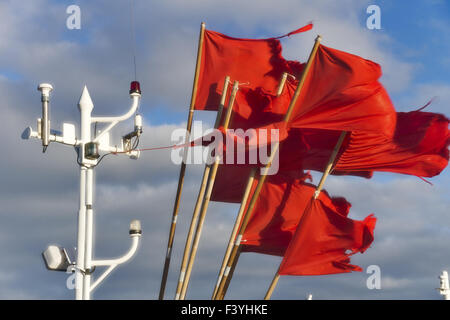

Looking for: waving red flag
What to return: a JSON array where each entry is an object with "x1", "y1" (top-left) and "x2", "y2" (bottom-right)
[
  {"x1": 278, "y1": 196, "x2": 376, "y2": 276},
  {"x1": 262, "y1": 44, "x2": 397, "y2": 136},
  {"x1": 240, "y1": 175, "x2": 354, "y2": 256},
  {"x1": 194, "y1": 26, "x2": 311, "y2": 111},
  {"x1": 278, "y1": 110, "x2": 449, "y2": 178},
  {"x1": 335, "y1": 111, "x2": 449, "y2": 177}
]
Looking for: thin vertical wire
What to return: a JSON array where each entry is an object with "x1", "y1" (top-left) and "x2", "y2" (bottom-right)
[{"x1": 129, "y1": 0, "x2": 137, "y2": 81}]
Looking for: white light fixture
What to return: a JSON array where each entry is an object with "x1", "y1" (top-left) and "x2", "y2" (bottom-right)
[
  {"x1": 129, "y1": 219, "x2": 142, "y2": 235},
  {"x1": 42, "y1": 245, "x2": 71, "y2": 271}
]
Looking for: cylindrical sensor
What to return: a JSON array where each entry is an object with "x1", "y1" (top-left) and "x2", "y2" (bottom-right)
[
  {"x1": 134, "y1": 114, "x2": 143, "y2": 134},
  {"x1": 37, "y1": 83, "x2": 53, "y2": 148},
  {"x1": 129, "y1": 219, "x2": 142, "y2": 235}
]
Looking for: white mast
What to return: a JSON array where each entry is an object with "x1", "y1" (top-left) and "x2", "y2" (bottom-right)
[{"x1": 23, "y1": 81, "x2": 144, "y2": 300}]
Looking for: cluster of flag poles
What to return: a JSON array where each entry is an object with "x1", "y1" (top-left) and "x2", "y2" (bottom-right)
[
  {"x1": 158, "y1": 23, "x2": 206, "y2": 300},
  {"x1": 213, "y1": 35, "x2": 323, "y2": 300},
  {"x1": 176, "y1": 79, "x2": 239, "y2": 300},
  {"x1": 263, "y1": 131, "x2": 346, "y2": 300},
  {"x1": 158, "y1": 22, "x2": 450, "y2": 300}
]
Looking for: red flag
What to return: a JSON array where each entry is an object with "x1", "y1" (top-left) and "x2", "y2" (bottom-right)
[
  {"x1": 194, "y1": 26, "x2": 311, "y2": 111},
  {"x1": 335, "y1": 111, "x2": 450, "y2": 177},
  {"x1": 263, "y1": 44, "x2": 397, "y2": 136},
  {"x1": 209, "y1": 110, "x2": 448, "y2": 204},
  {"x1": 240, "y1": 175, "x2": 352, "y2": 256},
  {"x1": 278, "y1": 196, "x2": 376, "y2": 276},
  {"x1": 278, "y1": 110, "x2": 449, "y2": 178}
]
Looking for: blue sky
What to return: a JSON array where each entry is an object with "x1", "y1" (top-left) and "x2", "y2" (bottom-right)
[{"x1": 0, "y1": 0, "x2": 448, "y2": 300}]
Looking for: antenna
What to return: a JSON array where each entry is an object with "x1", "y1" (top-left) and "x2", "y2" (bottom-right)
[{"x1": 129, "y1": 0, "x2": 137, "y2": 81}]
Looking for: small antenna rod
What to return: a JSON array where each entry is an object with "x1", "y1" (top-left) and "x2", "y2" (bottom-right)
[{"x1": 129, "y1": 0, "x2": 137, "y2": 81}]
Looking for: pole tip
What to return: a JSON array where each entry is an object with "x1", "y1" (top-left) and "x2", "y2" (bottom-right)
[
  {"x1": 78, "y1": 85, "x2": 94, "y2": 111},
  {"x1": 316, "y1": 35, "x2": 322, "y2": 42}
]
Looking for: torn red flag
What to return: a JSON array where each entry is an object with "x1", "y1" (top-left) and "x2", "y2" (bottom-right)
[
  {"x1": 237, "y1": 173, "x2": 375, "y2": 266},
  {"x1": 277, "y1": 194, "x2": 376, "y2": 276}
]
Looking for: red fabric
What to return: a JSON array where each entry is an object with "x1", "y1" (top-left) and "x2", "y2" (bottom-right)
[
  {"x1": 210, "y1": 165, "x2": 255, "y2": 203},
  {"x1": 278, "y1": 196, "x2": 376, "y2": 276},
  {"x1": 274, "y1": 23, "x2": 314, "y2": 39},
  {"x1": 194, "y1": 28, "x2": 309, "y2": 111}
]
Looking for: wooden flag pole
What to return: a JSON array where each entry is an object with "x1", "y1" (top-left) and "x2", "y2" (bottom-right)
[
  {"x1": 214, "y1": 35, "x2": 323, "y2": 300},
  {"x1": 216, "y1": 244, "x2": 243, "y2": 300},
  {"x1": 276, "y1": 72, "x2": 295, "y2": 96},
  {"x1": 180, "y1": 81, "x2": 240, "y2": 299},
  {"x1": 211, "y1": 72, "x2": 290, "y2": 300},
  {"x1": 276, "y1": 72, "x2": 288, "y2": 96},
  {"x1": 264, "y1": 270, "x2": 280, "y2": 300},
  {"x1": 314, "y1": 131, "x2": 347, "y2": 199},
  {"x1": 211, "y1": 168, "x2": 256, "y2": 299},
  {"x1": 159, "y1": 22, "x2": 206, "y2": 300},
  {"x1": 174, "y1": 76, "x2": 231, "y2": 300},
  {"x1": 264, "y1": 130, "x2": 347, "y2": 300}
]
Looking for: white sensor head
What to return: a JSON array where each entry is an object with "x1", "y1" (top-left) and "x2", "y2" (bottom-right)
[
  {"x1": 134, "y1": 114, "x2": 143, "y2": 128},
  {"x1": 129, "y1": 219, "x2": 142, "y2": 235},
  {"x1": 37, "y1": 83, "x2": 53, "y2": 97}
]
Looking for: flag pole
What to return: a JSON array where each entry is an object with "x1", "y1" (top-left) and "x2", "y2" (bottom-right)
[
  {"x1": 264, "y1": 130, "x2": 347, "y2": 300},
  {"x1": 180, "y1": 81, "x2": 240, "y2": 299},
  {"x1": 211, "y1": 168, "x2": 256, "y2": 299},
  {"x1": 314, "y1": 131, "x2": 347, "y2": 199},
  {"x1": 211, "y1": 71, "x2": 291, "y2": 300},
  {"x1": 216, "y1": 244, "x2": 242, "y2": 300},
  {"x1": 214, "y1": 35, "x2": 323, "y2": 300},
  {"x1": 264, "y1": 270, "x2": 280, "y2": 300},
  {"x1": 174, "y1": 76, "x2": 231, "y2": 300},
  {"x1": 159, "y1": 22, "x2": 206, "y2": 300}
]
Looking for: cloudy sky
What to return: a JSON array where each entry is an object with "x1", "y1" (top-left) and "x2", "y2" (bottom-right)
[{"x1": 0, "y1": 0, "x2": 449, "y2": 300}]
